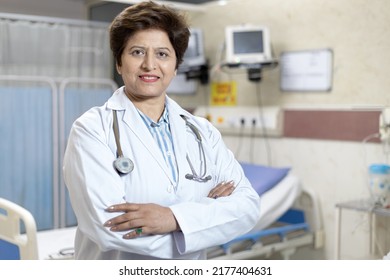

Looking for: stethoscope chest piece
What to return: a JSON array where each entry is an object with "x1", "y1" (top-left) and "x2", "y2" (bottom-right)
[
  {"x1": 112, "y1": 110, "x2": 134, "y2": 175},
  {"x1": 113, "y1": 156, "x2": 134, "y2": 175}
]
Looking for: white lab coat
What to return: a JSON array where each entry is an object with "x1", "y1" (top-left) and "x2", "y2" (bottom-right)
[{"x1": 63, "y1": 87, "x2": 260, "y2": 259}]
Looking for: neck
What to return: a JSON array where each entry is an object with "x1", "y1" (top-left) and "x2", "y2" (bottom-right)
[
  {"x1": 137, "y1": 103, "x2": 165, "y2": 122},
  {"x1": 124, "y1": 88, "x2": 166, "y2": 122}
]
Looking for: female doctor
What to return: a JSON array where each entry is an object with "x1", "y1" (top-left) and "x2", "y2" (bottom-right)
[{"x1": 63, "y1": 0, "x2": 260, "y2": 260}]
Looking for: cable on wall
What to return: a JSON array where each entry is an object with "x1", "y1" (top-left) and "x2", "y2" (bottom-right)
[{"x1": 255, "y1": 82, "x2": 273, "y2": 166}]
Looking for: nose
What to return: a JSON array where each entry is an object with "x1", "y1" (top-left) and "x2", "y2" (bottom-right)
[{"x1": 142, "y1": 53, "x2": 156, "y2": 71}]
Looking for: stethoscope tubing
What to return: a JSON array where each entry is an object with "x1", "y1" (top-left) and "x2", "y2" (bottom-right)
[{"x1": 113, "y1": 110, "x2": 124, "y2": 158}]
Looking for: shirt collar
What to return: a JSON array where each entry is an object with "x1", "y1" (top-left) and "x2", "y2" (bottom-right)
[{"x1": 138, "y1": 106, "x2": 169, "y2": 128}]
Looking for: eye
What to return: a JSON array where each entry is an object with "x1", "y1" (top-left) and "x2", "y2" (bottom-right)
[
  {"x1": 156, "y1": 51, "x2": 169, "y2": 59},
  {"x1": 131, "y1": 49, "x2": 145, "y2": 56}
]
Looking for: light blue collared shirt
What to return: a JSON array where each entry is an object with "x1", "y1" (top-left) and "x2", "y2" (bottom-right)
[{"x1": 138, "y1": 107, "x2": 178, "y2": 185}]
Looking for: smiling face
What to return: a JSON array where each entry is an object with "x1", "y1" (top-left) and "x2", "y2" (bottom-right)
[{"x1": 117, "y1": 29, "x2": 177, "y2": 103}]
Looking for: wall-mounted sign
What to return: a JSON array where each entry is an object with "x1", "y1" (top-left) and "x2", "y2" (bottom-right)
[
  {"x1": 280, "y1": 48, "x2": 333, "y2": 92},
  {"x1": 210, "y1": 81, "x2": 237, "y2": 106}
]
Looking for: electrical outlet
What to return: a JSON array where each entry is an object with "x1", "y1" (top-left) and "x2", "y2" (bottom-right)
[
  {"x1": 238, "y1": 115, "x2": 275, "y2": 129},
  {"x1": 193, "y1": 106, "x2": 283, "y2": 137}
]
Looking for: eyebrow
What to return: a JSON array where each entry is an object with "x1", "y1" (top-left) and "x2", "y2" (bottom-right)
[{"x1": 129, "y1": 45, "x2": 172, "y2": 53}]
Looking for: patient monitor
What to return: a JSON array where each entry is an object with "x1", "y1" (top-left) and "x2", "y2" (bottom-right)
[
  {"x1": 224, "y1": 24, "x2": 277, "y2": 82},
  {"x1": 225, "y1": 24, "x2": 272, "y2": 65},
  {"x1": 168, "y1": 28, "x2": 208, "y2": 94},
  {"x1": 180, "y1": 28, "x2": 207, "y2": 72}
]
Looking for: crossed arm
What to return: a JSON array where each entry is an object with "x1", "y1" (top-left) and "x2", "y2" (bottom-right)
[{"x1": 103, "y1": 181, "x2": 235, "y2": 239}]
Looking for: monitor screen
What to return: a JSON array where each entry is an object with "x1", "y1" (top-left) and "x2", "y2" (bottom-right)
[
  {"x1": 168, "y1": 28, "x2": 206, "y2": 95},
  {"x1": 179, "y1": 28, "x2": 206, "y2": 71},
  {"x1": 185, "y1": 32, "x2": 201, "y2": 58},
  {"x1": 234, "y1": 31, "x2": 264, "y2": 54},
  {"x1": 225, "y1": 25, "x2": 271, "y2": 65}
]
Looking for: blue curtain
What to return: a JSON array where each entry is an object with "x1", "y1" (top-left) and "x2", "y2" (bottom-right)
[
  {"x1": 0, "y1": 86, "x2": 113, "y2": 230},
  {"x1": 0, "y1": 86, "x2": 53, "y2": 230}
]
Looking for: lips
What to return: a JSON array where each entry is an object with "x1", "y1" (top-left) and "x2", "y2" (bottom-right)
[{"x1": 139, "y1": 75, "x2": 159, "y2": 82}]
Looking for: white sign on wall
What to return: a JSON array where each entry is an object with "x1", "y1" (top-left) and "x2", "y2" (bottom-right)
[{"x1": 280, "y1": 48, "x2": 333, "y2": 92}]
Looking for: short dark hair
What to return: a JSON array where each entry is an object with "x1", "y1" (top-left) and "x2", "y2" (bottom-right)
[{"x1": 109, "y1": 1, "x2": 190, "y2": 69}]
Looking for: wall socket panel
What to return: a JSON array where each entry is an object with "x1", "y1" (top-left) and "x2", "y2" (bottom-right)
[{"x1": 193, "y1": 106, "x2": 283, "y2": 137}]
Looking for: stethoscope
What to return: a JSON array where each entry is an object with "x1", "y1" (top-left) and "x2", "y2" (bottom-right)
[
  {"x1": 180, "y1": 115, "x2": 212, "y2": 182},
  {"x1": 112, "y1": 110, "x2": 212, "y2": 182}
]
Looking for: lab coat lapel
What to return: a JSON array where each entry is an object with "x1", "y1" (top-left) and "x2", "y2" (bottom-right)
[
  {"x1": 122, "y1": 107, "x2": 173, "y2": 180},
  {"x1": 166, "y1": 98, "x2": 188, "y2": 187}
]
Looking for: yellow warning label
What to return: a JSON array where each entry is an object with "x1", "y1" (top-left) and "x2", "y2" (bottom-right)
[{"x1": 210, "y1": 81, "x2": 237, "y2": 106}]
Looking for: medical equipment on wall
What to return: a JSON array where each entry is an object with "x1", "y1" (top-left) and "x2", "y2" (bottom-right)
[
  {"x1": 112, "y1": 110, "x2": 211, "y2": 182},
  {"x1": 379, "y1": 108, "x2": 390, "y2": 149},
  {"x1": 221, "y1": 24, "x2": 278, "y2": 83},
  {"x1": 225, "y1": 25, "x2": 272, "y2": 65},
  {"x1": 370, "y1": 107, "x2": 390, "y2": 164},
  {"x1": 178, "y1": 28, "x2": 209, "y2": 85},
  {"x1": 168, "y1": 28, "x2": 209, "y2": 95},
  {"x1": 362, "y1": 108, "x2": 390, "y2": 152},
  {"x1": 379, "y1": 108, "x2": 390, "y2": 165}
]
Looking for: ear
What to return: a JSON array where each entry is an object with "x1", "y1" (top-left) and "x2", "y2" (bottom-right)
[{"x1": 116, "y1": 63, "x2": 122, "y2": 75}]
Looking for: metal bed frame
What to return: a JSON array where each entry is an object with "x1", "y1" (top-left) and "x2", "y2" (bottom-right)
[{"x1": 208, "y1": 186, "x2": 324, "y2": 260}]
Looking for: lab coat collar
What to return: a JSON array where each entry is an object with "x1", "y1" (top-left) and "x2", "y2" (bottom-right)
[{"x1": 106, "y1": 86, "x2": 131, "y2": 110}]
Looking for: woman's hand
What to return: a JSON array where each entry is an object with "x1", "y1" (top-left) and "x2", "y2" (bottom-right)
[
  {"x1": 207, "y1": 180, "x2": 235, "y2": 199},
  {"x1": 104, "y1": 203, "x2": 179, "y2": 239}
]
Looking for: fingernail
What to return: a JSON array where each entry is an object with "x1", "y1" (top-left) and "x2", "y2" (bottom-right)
[
  {"x1": 110, "y1": 226, "x2": 117, "y2": 231},
  {"x1": 227, "y1": 180, "x2": 234, "y2": 185},
  {"x1": 123, "y1": 233, "x2": 131, "y2": 239},
  {"x1": 103, "y1": 220, "x2": 111, "y2": 226},
  {"x1": 105, "y1": 206, "x2": 115, "y2": 211}
]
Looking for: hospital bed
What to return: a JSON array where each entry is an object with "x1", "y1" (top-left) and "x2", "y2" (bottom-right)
[{"x1": 207, "y1": 163, "x2": 324, "y2": 260}]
